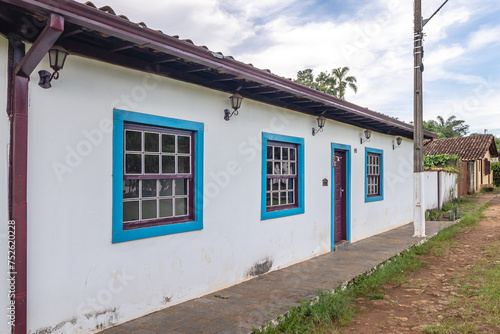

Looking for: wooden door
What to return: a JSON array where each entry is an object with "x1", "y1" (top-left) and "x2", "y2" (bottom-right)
[{"x1": 333, "y1": 150, "x2": 347, "y2": 242}]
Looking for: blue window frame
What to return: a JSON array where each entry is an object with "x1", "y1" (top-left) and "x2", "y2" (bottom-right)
[
  {"x1": 365, "y1": 147, "x2": 383, "y2": 202},
  {"x1": 113, "y1": 109, "x2": 204, "y2": 243},
  {"x1": 261, "y1": 132, "x2": 304, "y2": 220}
]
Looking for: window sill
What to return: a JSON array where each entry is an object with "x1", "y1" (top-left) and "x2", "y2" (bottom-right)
[
  {"x1": 113, "y1": 220, "x2": 202, "y2": 243},
  {"x1": 365, "y1": 195, "x2": 384, "y2": 203},
  {"x1": 261, "y1": 207, "x2": 305, "y2": 220}
]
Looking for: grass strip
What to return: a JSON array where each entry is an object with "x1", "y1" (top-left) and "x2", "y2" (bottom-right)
[{"x1": 253, "y1": 199, "x2": 491, "y2": 334}]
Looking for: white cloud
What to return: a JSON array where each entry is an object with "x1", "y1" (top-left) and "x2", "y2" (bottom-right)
[
  {"x1": 89, "y1": 0, "x2": 500, "y2": 135},
  {"x1": 468, "y1": 25, "x2": 500, "y2": 50}
]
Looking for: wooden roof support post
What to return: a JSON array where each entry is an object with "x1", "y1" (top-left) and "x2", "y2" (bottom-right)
[{"x1": 9, "y1": 13, "x2": 64, "y2": 334}]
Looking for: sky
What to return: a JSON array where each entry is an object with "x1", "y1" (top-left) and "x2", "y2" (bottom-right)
[{"x1": 93, "y1": 0, "x2": 500, "y2": 137}]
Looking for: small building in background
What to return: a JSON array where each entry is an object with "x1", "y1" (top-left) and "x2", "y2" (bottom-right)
[{"x1": 424, "y1": 134, "x2": 499, "y2": 194}]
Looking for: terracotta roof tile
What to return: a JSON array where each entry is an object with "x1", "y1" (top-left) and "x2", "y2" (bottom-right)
[{"x1": 423, "y1": 135, "x2": 499, "y2": 161}]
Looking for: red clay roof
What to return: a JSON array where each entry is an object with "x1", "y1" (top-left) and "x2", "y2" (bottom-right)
[
  {"x1": 0, "y1": 0, "x2": 438, "y2": 139},
  {"x1": 423, "y1": 135, "x2": 499, "y2": 161}
]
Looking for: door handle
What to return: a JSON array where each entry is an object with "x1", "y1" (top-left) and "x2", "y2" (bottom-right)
[{"x1": 340, "y1": 187, "x2": 344, "y2": 198}]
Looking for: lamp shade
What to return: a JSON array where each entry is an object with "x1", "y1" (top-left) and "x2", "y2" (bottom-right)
[
  {"x1": 48, "y1": 45, "x2": 69, "y2": 71},
  {"x1": 364, "y1": 129, "x2": 372, "y2": 139},
  {"x1": 317, "y1": 116, "x2": 326, "y2": 128},
  {"x1": 396, "y1": 137, "x2": 402, "y2": 145},
  {"x1": 229, "y1": 93, "x2": 243, "y2": 111}
]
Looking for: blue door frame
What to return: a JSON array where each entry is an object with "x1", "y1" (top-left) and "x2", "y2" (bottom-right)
[{"x1": 331, "y1": 143, "x2": 351, "y2": 251}]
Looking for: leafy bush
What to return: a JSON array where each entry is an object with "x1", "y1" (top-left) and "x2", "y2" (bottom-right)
[
  {"x1": 492, "y1": 162, "x2": 500, "y2": 187},
  {"x1": 424, "y1": 154, "x2": 460, "y2": 169}
]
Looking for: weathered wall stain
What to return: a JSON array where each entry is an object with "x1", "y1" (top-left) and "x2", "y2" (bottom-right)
[
  {"x1": 163, "y1": 295, "x2": 172, "y2": 305},
  {"x1": 246, "y1": 258, "x2": 273, "y2": 277},
  {"x1": 33, "y1": 308, "x2": 118, "y2": 334}
]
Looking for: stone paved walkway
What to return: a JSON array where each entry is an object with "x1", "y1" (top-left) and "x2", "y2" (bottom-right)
[{"x1": 99, "y1": 221, "x2": 453, "y2": 334}]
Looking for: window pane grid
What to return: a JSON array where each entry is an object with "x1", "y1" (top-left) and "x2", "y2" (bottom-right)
[
  {"x1": 123, "y1": 125, "x2": 193, "y2": 224},
  {"x1": 124, "y1": 131, "x2": 192, "y2": 177},
  {"x1": 367, "y1": 153, "x2": 381, "y2": 196},
  {"x1": 266, "y1": 143, "x2": 297, "y2": 209}
]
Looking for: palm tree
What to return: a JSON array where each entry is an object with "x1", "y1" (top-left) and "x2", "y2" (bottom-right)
[
  {"x1": 423, "y1": 116, "x2": 469, "y2": 138},
  {"x1": 331, "y1": 67, "x2": 357, "y2": 100}
]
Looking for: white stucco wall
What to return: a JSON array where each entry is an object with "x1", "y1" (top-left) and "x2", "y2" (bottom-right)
[
  {"x1": 424, "y1": 172, "x2": 439, "y2": 210},
  {"x1": 0, "y1": 38, "x2": 416, "y2": 333},
  {"x1": 424, "y1": 171, "x2": 457, "y2": 211},
  {"x1": 0, "y1": 36, "x2": 12, "y2": 334}
]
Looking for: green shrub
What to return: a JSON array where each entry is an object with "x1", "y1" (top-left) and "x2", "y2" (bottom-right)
[
  {"x1": 424, "y1": 154, "x2": 460, "y2": 172},
  {"x1": 492, "y1": 162, "x2": 500, "y2": 187}
]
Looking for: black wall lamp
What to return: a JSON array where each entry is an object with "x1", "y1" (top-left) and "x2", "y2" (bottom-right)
[
  {"x1": 360, "y1": 129, "x2": 372, "y2": 144},
  {"x1": 393, "y1": 136, "x2": 403, "y2": 150},
  {"x1": 224, "y1": 93, "x2": 244, "y2": 121},
  {"x1": 312, "y1": 116, "x2": 326, "y2": 136},
  {"x1": 38, "y1": 45, "x2": 69, "y2": 89}
]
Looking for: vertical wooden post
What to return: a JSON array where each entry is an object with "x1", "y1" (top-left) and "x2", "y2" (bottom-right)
[{"x1": 413, "y1": 0, "x2": 426, "y2": 237}]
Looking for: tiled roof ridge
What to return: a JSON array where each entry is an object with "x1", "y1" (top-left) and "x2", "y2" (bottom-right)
[
  {"x1": 424, "y1": 134, "x2": 497, "y2": 160},
  {"x1": 81, "y1": 2, "x2": 291, "y2": 76},
  {"x1": 79, "y1": 1, "x2": 414, "y2": 126}
]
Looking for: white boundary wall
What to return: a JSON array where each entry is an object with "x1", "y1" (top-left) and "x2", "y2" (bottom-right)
[
  {"x1": 1, "y1": 37, "x2": 417, "y2": 333},
  {"x1": 424, "y1": 171, "x2": 458, "y2": 211}
]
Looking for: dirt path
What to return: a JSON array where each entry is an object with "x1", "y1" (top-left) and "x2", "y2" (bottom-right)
[{"x1": 343, "y1": 192, "x2": 500, "y2": 333}]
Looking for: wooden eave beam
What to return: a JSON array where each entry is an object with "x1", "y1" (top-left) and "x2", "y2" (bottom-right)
[{"x1": 15, "y1": 13, "x2": 64, "y2": 77}]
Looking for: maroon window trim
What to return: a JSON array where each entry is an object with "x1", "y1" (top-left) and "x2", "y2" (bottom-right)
[
  {"x1": 122, "y1": 123, "x2": 195, "y2": 229},
  {"x1": 266, "y1": 141, "x2": 299, "y2": 212},
  {"x1": 484, "y1": 158, "x2": 491, "y2": 175},
  {"x1": 367, "y1": 152, "x2": 381, "y2": 197}
]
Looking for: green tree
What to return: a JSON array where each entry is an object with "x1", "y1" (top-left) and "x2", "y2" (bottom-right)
[
  {"x1": 295, "y1": 67, "x2": 357, "y2": 99},
  {"x1": 331, "y1": 66, "x2": 357, "y2": 99},
  {"x1": 422, "y1": 115, "x2": 469, "y2": 138}
]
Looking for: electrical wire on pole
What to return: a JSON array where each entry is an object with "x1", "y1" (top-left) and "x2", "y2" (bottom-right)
[{"x1": 413, "y1": 0, "x2": 448, "y2": 237}]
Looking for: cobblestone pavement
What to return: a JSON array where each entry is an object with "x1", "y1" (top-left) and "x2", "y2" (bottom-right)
[{"x1": 99, "y1": 221, "x2": 453, "y2": 334}]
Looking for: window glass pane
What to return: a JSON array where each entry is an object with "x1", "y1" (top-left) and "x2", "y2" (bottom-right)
[
  {"x1": 125, "y1": 131, "x2": 141, "y2": 151},
  {"x1": 159, "y1": 179, "x2": 173, "y2": 196},
  {"x1": 178, "y1": 156, "x2": 191, "y2": 174},
  {"x1": 178, "y1": 136, "x2": 190, "y2": 154},
  {"x1": 290, "y1": 148, "x2": 296, "y2": 161},
  {"x1": 123, "y1": 201, "x2": 139, "y2": 222},
  {"x1": 282, "y1": 162, "x2": 289, "y2": 175},
  {"x1": 272, "y1": 193, "x2": 279, "y2": 206},
  {"x1": 267, "y1": 146, "x2": 273, "y2": 159},
  {"x1": 274, "y1": 147, "x2": 281, "y2": 160},
  {"x1": 159, "y1": 199, "x2": 173, "y2": 218},
  {"x1": 175, "y1": 198, "x2": 187, "y2": 216},
  {"x1": 145, "y1": 155, "x2": 159, "y2": 174},
  {"x1": 162, "y1": 155, "x2": 175, "y2": 174},
  {"x1": 175, "y1": 178, "x2": 188, "y2": 196},
  {"x1": 267, "y1": 162, "x2": 273, "y2": 175},
  {"x1": 288, "y1": 178, "x2": 294, "y2": 190},
  {"x1": 272, "y1": 178, "x2": 279, "y2": 190},
  {"x1": 142, "y1": 200, "x2": 157, "y2": 220},
  {"x1": 123, "y1": 180, "x2": 139, "y2": 198},
  {"x1": 266, "y1": 179, "x2": 271, "y2": 191},
  {"x1": 266, "y1": 193, "x2": 271, "y2": 206},
  {"x1": 290, "y1": 163, "x2": 296, "y2": 174},
  {"x1": 145, "y1": 132, "x2": 159, "y2": 152},
  {"x1": 288, "y1": 191, "x2": 294, "y2": 204},
  {"x1": 142, "y1": 179, "x2": 157, "y2": 197},
  {"x1": 273, "y1": 162, "x2": 281, "y2": 175},
  {"x1": 280, "y1": 192, "x2": 287, "y2": 205},
  {"x1": 282, "y1": 148, "x2": 288, "y2": 160},
  {"x1": 279, "y1": 180, "x2": 287, "y2": 191},
  {"x1": 125, "y1": 154, "x2": 141, "y2": 174},
  {"x1": 162, "y1": 134, "x2": 175, "y2": 153}
]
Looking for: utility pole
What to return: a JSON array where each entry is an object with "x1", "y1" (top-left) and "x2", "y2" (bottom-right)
[
  {"x1": 413, "y1": 0, "x2": 425, "y2": 237},
  {"x1": 413, "y1": 0, "x2": 448, "y2": 237}
]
